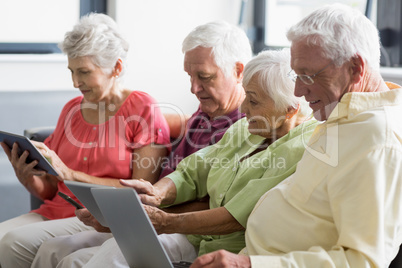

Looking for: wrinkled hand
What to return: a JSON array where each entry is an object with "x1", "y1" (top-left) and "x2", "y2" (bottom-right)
[
  {"x1": 31, "y1": 141, "x2": 73, "y2": 181},
  {"x1": 75, "y1": 208, "x2": 111, "y2": 233},
  {"x1": 1, "y1": 142, "x2": 46, "y2": 185},
  {"x1": 120, "y1": 179, "x2": 162, "y2": 207},
  {"x1": 190, "y1": 250, "x2": 251, "y2": 268},
  {"x1": 143, "y1": 204, "x2": 167, "y2": 234}
]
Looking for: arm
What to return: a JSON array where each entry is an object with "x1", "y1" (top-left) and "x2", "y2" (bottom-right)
[
  {"x1": 163, "y1": 113, "x2": 190, "y2": 139},
  {"x1": 36, "y1": 141, "x2": 167, "y2": 187},
  {"x1": 144, "y1": 206, "x2": 244, "y2": 235},
  {"x1": 162, "y1": 196, "x2": 209, "y2": 213}
]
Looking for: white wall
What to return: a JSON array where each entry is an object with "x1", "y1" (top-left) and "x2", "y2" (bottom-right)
[
  {"x1": 0, "y1": 0, "x2": 252, "y2": 115},
  {"x1": 1, "y1": 0, "x2": 401, "y2": 114},
  {"x1": 113, "y1": 0, "x2": 250, "y2": 114}
]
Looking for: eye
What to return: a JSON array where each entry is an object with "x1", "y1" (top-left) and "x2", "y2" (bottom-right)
[
  {"x1": 249, "y1": 99, "x2": 258, "y2": 106},
  {"x1": 198, "y1": 74, "x2": 212, "y2": 81}
]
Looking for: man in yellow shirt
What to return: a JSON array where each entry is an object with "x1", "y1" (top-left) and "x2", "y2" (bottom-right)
[{"x1": 192, "y1": 3, "x2": 402, "y2": 268}]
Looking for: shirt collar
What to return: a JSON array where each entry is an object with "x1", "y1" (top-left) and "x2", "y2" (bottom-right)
[
  {"x1": 197, "y1": 107, "x2": 245, "y2": 129},
  {"x1": 326, "y1": 82, "x2": 402, "y2": 123}
]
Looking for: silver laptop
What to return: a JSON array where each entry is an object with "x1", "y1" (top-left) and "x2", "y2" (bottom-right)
[
  {"x1": 64, "y1": 180, "x2": 113, "y2": 227},
  {"x1": 91, "y1": 187, "x2": 192, "y2": 268}
]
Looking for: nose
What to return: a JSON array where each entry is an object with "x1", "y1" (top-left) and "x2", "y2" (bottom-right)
[
  {"x1": 294, "y1": 81, "x2": 308, "y2": 98},
  {"x1": 72, "y1": 74, "x2": 82, "y2": 88},
  {"x1": 240, "y1": 100, "x2": 248, "y2": 114},
  {"x1": 190, "y1": 77, "x2": 202, "y2": 94}
]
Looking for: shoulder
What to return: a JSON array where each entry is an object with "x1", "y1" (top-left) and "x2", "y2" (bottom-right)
[
  {"x1": 64, "y1": 95, "x2": 83, "y2": 108},
  {"x1": 126, "y1": 90, "x2": 158, "y2": 104},
  {"x1": 121, "y1": 91, "x2": 160, "y2": 114}
]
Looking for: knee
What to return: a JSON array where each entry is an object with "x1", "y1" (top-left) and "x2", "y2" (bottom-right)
[
  {"x1": 0, "y1": 230, "x2": 19, "y2": 257},
  {"x1": 35, "y1": 238, "x2": 60, "y2": 262},
  {"x1": 0, "y1": 230, "x2": 32, "y2": 267},
  {"x1": 35, "y1": 236, "x2": 75, "y2": 266}
]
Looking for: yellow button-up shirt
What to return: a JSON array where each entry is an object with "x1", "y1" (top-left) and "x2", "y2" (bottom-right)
[{"x1": 245, "y1": 84, "x2": 402, "y2": 267}]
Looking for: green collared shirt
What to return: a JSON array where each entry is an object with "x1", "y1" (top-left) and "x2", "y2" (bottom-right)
[{"x1": 167, "y1": 117, "x2": 318, "y2": 255}]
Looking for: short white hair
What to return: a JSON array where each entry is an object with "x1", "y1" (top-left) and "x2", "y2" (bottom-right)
[
  {"x1": 287, "y1": 3, "x2": 380, "y2": 71},
  {"x1": 182, "y1": 20, "x2": 252, "y2": 77},
  {"x1": 59, "y1": 13, "x2": 129, "y2": 77},
  {"x1": 243, "y1": 49, "x2": 310, "y2": 115}
]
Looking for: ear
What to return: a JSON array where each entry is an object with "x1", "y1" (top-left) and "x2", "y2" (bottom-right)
[
  {"x1": 285, "y1": 103, "x2": 300, "y2": 119},
  {"x1": 113, "y1": 58, "x2": 123, "y2": 77},
  {"x1": 350, "y1": 55, "x2": 364, "y2": 84},
  {"x1": 234, "y1": 62, "x2": 245, "y2": 83}
]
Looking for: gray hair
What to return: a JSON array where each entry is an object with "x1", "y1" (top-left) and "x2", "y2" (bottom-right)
[
  {"x1": 182, "y1": 20, "x2": 252, "y2": 77},
  {"x1": 59, "y1": 13, "x2": 129, "y2": 77},
  {"x1": 243, "y1": 49, "x2": 310, "y2": 115},
  {"x1": 286, "y1": 3, "x2": 380, "y2": 71}
]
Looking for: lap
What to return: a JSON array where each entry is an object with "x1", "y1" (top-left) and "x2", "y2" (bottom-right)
[
  {"x1": 1, "y1": 215, "x2": 93, "y2": 248},
  {"x1": 0, "y1": 213, "x2": 47, "y2": 239},
  {"x1": 83, "y1": 234, "x2": 198, "y2": 268}
]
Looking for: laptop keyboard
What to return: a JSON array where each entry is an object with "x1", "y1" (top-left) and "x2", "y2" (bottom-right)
[{"x1": 172, "y1": 261, "x2": 192, "y2": 268}]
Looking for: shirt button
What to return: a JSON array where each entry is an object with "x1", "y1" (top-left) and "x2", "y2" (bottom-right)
[
  {"x1": 232, "y1": 167, "x2": 236, "y2": 171},
  {"x1": 89, "y1": 142, "x2": 93, "y2": 146},
  {"x1": 83, "y1": 157, "x2": 88, "y2": 161},
  {"x1": 93, "y1": 127, "x2": 96, "y2": 130},
  {"x1": 158, "y1": 128, "x2": 162, "y2": 132},
  {"x1": 200, "y1": 125, "x2": 204, "y2": 129},
  {"x1": 219, "y1": 193, "x2": 223, "y2": 198}
]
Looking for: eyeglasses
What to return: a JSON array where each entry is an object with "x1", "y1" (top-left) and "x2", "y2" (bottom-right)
[{"x1": 287, "y1": 62, "x2": 332, "y2": 85}]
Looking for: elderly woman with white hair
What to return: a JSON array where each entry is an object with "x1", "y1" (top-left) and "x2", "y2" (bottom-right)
[
  {"x1": 0, "y1": 13, "x2": 170, "y2": 267},
  {"x1": 39, "y1": 48, "x2": 319, "y2": 268}
]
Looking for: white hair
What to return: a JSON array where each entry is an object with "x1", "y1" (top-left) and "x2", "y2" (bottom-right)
[
  {"x1": 286, "y1": 3, "x2": 380, "y2": 71},
  {"x1": 243, "y1": 49, "x2": 310, "y2": 115},
  {"x1": 59, "y1": 13, "x2": 129, "y2": 77},
  {"x1": 182, "y1": 20, "x2": 252, "y2": 77}
]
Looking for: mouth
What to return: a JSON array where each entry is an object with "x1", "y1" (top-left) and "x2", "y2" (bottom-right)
[
  {"x1": 310, "y1": 100, "x2": 320, "y2": 104},
  {"x1": 80, "y1": 89, "x2": 90, "y2": 94},
  {"x1": 198, "y1": 96, "x2": 210, "y2": 102}
]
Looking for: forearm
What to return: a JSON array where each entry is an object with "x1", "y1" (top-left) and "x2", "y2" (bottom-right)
[
  {"x1": 162, "y1": 199, "x2": 209, "y2": 213},
  {"x1": 25, "y1": 174, "x2": 59, "y2": 200},
  {"x1": 157, "y1": 207, "x2": 244, "y2": 235},
  {"x1": 68, "y1": 171, "x2": 124, "y2": 187}
]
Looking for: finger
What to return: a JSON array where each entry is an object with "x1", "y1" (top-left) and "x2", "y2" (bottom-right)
[
  {"x1": 31, "y1": 140, "x2": 48, "y2": 151},
  {"x1": 191, "y1": 254, "x2": 215, "y2": 268},
  {"x1": 0, "y1": 142, "x2": 12, "y2": 159},
  {"x1": 138, "y1": 194, "x2": 158, "y2": 206},
  {"x1": 11, "y1": 142, "x2": 21, "y2": 161},
  {"x1": 30, "y1": 167, "x2": 47, "y2": 177},
  {"x1": 120, "y1": 179, "x2": 152, "y2": 194}
]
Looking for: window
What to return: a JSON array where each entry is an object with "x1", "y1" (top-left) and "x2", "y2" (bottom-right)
[
  {"x1": 0, "y1": 0, "x2": 106, "y2": 54},
  {"x1": 253, "y1": 0, "x2": 372, "y2": 53}
]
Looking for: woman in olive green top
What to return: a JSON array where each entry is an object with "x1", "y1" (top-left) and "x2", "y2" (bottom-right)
[{"x1": 38, "y1": 49, "x2": 319, "y2": 267}]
